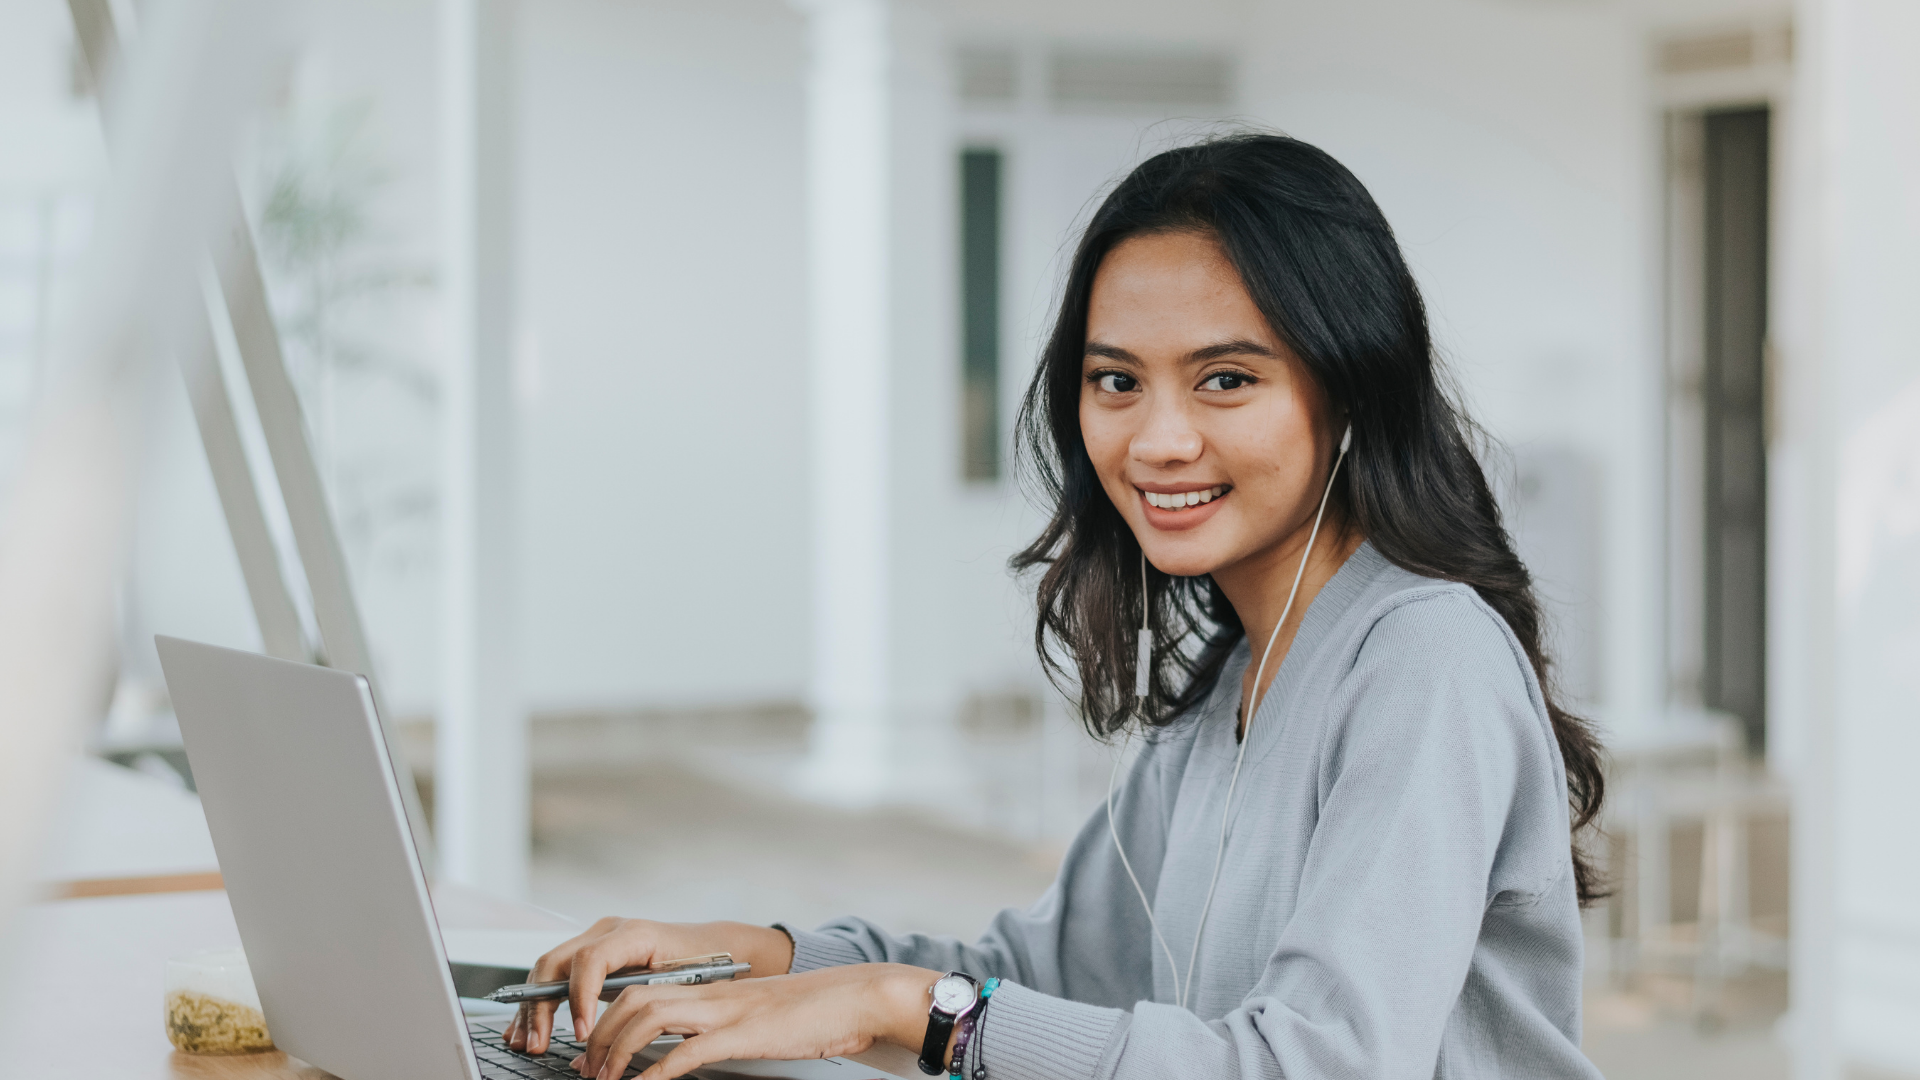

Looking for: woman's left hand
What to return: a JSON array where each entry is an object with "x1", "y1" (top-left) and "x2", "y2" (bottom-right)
[{"x1": 571, "y1": 962, "x2": 940, "y2": 1080}]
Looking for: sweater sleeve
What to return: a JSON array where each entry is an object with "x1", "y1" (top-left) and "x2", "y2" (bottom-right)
[
  {"x1": 781, "y1": 731, "x2": 1187, "y2": 1011},
  {"x1": 976, "y1": 591, "x2": 1566, "y2": 1080}
]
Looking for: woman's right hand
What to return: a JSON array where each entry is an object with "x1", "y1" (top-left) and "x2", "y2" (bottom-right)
[{"x1": 504, "y1": 918, "x2": 796, "y2": 1055}]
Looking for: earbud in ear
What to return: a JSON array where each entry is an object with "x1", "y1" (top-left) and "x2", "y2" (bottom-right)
[{"x1": 1340, "y1": 424, "x2": 1353, "y2": 454}]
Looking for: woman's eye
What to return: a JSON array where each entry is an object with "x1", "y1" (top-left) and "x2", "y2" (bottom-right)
[
  {"x1": 1201, "y1": 372, "x2": 1254, "y2": 391},
  {"x1": 1095, "y1": 372, "x2": 1139, "y2": 393}
]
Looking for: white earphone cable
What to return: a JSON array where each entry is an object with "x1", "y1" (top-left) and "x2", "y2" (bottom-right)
[
  {"x1": 1106, "y1": 425, "x2": 1352, "y2": 1010},
  {"x1": 1106, "y1": 554, "x2": 1183, "y2": 999},
  {"x1": 1106, "y1": 732, "x2": 1183, "y2": 1000}
]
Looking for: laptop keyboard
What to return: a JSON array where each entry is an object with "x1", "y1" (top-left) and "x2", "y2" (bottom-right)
[{"x1": 469, "y1": 1020, "x2": 645, "y2": 1080}]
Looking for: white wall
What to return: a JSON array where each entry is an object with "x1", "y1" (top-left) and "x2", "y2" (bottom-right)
[
  {"x1": 518, "y1": 0, "x2": 812, "y2": 711},
  {"x1": 946, "y1": 0, "x2": 1248, "y2": 45}
]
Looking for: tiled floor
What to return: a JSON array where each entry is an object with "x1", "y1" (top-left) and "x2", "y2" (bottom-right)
[
  {"x1": 525, "y1": 759, "x2": 1798, "y2": 1079},
  {"x1": 1582, "y1": 968, "x2": 1790, "y2": 1080}
]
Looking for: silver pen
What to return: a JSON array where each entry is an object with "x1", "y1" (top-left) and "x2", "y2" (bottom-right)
[{"x1": 483, "y1": 957, "x2": 750, "y2": 1004}]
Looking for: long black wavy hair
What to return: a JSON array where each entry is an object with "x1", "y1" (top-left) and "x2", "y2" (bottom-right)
[{"x1": 1009, "y1": 133, "x2": 1606, "y2": 904}]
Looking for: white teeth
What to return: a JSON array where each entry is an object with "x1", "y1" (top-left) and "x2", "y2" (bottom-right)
[{"x1": 1143, "y1": 485, "x2": 1226, "y2": 509}]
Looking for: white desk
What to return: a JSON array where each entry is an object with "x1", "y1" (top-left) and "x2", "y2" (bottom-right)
[{"x1": 7, "y1": 882, "x2": 578, "y2": 1079}]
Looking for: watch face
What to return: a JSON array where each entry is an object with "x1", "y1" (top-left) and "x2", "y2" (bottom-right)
[{"x1": 931, "y1": 975, "x2": 976, "y2": 1013}]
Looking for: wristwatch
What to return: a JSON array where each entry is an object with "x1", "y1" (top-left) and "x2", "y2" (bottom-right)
[{"x1": 916, "y1": 972, "x2": 980, "y2": 1075}]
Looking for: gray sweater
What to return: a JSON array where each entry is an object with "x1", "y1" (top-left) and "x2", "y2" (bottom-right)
[{"x1": 784, "y1": 543, "x2": 1602, "y2": 1080}]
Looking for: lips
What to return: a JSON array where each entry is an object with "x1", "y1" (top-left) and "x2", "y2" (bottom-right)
[{"x1": 1135, "y1": 483, "x2": 1231, "y2": 531}]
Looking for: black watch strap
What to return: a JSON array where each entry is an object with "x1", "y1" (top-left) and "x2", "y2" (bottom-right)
[
  {"x1": 917, "y1": 973, "x2": 978, "y2": 1075},
  {"x1": 917, "y1": 1009, "x2": 958, "y2": 1075}
]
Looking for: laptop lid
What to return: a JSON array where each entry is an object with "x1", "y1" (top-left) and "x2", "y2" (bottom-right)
[{"x1": 157, "y1": 636, "x2": 478, "y2": 1080}]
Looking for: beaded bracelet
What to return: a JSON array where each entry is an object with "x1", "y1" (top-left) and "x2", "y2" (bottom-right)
[
  {"x1": 965, "y1": 978, "x2": 1000, "y2": 1080},
  {"x1": 948, "y1": 1008, "x2": 978, "y2": 1079}
]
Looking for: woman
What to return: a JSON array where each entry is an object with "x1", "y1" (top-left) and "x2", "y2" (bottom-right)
[{"x1": 506, "y1": 133, "x2": 1606, "y2": 1080}]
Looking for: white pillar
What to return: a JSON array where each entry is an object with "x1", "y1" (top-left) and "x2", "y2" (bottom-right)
[
  {"x1": 793, "y1": 0, "x2": 896, "y2": 804},
  {"x1": 438, "y1": 0, "x2": 525, "y2": 895},
  {"x1": 1785, "y1": 0, "x2": 1920, "y2": 1074}
]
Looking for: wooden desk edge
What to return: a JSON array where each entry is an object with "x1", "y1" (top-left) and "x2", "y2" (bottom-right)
[
  {"x1": 162, "y1": 1049, "x2": 337, "y2": 1079},
  {"x1": 45, "y1": 871, "x2": 226, "y2": 900}
]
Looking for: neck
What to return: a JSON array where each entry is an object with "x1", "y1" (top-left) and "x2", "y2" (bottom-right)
[{"x1": 1215, "y1": 514, "x2": 1364, "y2": 733}]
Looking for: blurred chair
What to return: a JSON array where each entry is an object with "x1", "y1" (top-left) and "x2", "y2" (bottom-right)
[{"x1": 1603, "y1": 708, "x2": 1791, "y2": 1027}]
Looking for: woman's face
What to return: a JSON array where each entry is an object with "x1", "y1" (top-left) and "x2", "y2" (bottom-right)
[{"x1": 1079, "y1": 230, "x2": 1339, "y2": 581}]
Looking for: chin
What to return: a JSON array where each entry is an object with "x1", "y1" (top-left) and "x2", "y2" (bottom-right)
[{"x1": 1142, "y1": 545, "x2": 1229, "y2": 579}]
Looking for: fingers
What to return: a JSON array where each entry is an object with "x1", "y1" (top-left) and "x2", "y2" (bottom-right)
[
  {"x1": 523, "y1": 921, "x2": 613, "y2": 1050},
  {"x1": 518, "y1": 917, "x2": 693, "y2": 1053},
  {"x1": 508, "y1": 1006, "x2": 538, "y2": 1053},
  {"x1": 640, "y1": 1032, "x2": 750, "y2": 1080},
  {"x1": 505, "y1": 1001, "x2": 559, "y2": 1056},
  {"x1": 580, "y1": 985, "x2": 662, "y2": 1075},
  {"x1": 529, "y1": 998, "x2": 559, "y2": 1053},
  {"x1": 546, "y1": 921, "x2": 630, "y2": 1043},
  {"x1": 570, "y1": 941, "x2": 618, "y2": 1042},
  {"x1": 583, "y1": 985, "x2": 713, "y2": 1080},
  {"x1": 503, "y1": 995, "x2": 557, "y2": 1052},
  {"x1": 578, "y1": 969, "x2": 879, "y2": 1080},
  {"x1": 505, "y1": 1003, "x2": 525, "y2": 1052}
]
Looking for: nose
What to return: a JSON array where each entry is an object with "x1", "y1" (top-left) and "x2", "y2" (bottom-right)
[{"x1": 1129, "y1": 392, "x2": 1202, "y2": 469}]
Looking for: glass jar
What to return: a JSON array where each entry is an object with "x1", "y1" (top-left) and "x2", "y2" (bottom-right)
[{"x1": 163, "y1": 948, "x2": 275, "y2": 1054}]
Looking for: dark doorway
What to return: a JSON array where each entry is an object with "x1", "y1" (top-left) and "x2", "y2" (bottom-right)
[
  {"x1": 959, "y1": 147, "x2": 1003, "y2": 483},
  {"x1": 1700, "y1": 106, "x2": 1769, "y2": 754}
]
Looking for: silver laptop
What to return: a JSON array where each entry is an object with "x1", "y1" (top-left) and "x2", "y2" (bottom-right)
[{"x1": 157, "y1": 636, "x2": 909, "y2": 1080}]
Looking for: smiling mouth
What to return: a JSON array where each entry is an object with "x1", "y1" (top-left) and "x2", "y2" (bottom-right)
[{"x1": 1140, "y1": 484, "x2": 1230, "y2": 510}]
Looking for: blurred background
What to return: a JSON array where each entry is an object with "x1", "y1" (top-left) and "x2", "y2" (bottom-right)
[{"x1": 4, "y1": 0, "x2": 1917, "y2": 1078}]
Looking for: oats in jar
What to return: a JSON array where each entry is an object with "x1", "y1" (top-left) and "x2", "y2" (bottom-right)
[{"x1": 165, "y1": 989, "x2": 275, "y2": 1054}]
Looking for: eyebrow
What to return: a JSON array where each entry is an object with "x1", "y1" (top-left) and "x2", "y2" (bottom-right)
[
  {"x1": 1192, "y1": 339, "x2": 1281, "y2": 361},
  {"x1": 1083, "y1": 338, "x2": 1280, "y2": 364}
]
